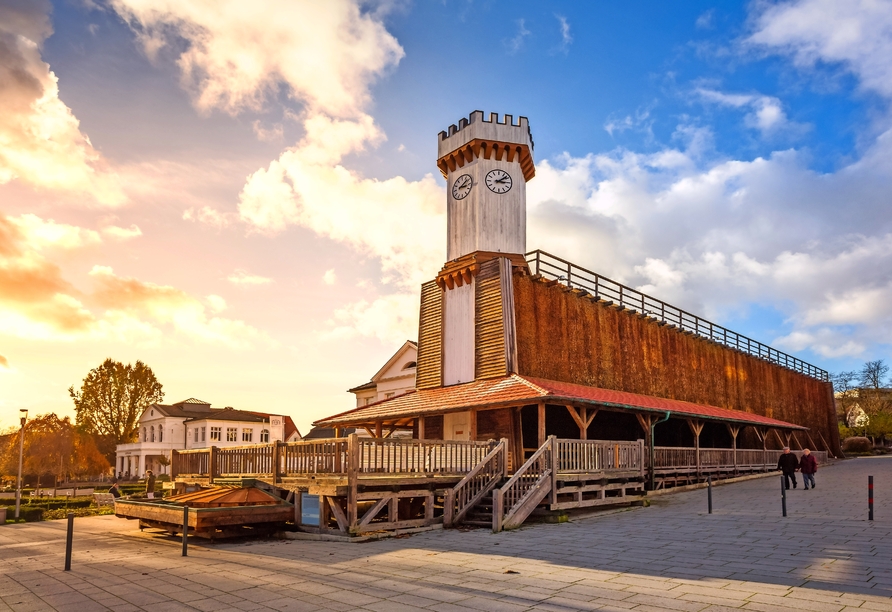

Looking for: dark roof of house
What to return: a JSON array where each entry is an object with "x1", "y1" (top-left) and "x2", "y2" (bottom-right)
[
  {"x1": 314, "y1": 374, "x2": 807, "y2": 431},
  {"x1": 302, "y1": 426, "x2": 356, "y2": 440},
  {"x1": 347, "y1": 381, "x2": 377, "y2": 393},
  {"x1": 149, "y1": 403, "x2": 300, "y2": 440}
]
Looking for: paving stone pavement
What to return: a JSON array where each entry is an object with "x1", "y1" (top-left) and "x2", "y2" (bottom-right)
[{"x1": 2, "y1": 456, "x2": 892, "y2": 612}]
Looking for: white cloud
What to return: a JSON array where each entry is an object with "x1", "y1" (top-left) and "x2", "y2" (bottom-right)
[
  {"x1": 183, "y1": 206, "x2": 237, "y2": 229},
  {"x1": 8, "y1": 213, "x2": 101, "y2": 249},
  {"x1": 0, "y1": 2, "x2": 125, "y2": 206},
  {"x1": 205, "y1": 294, "x2": 227, "y2": 313},
  {"x1": 554, "y1": 15, "x2": 572, "y2": 53},
  {"x1": 323, "y1": 269, "x2": 336, "y2": 285},
  {"x1": 694, "y1": 88, "x2": 801, "y2": 135},
  {"x1": 505, "y1": 19, "x2": 531, "y2": 54},
  {"x1": 101, "y1": 224, "x2": 142, "y2": 240},
  {"x1": 696, "y1": 9, "x2": 715, "y2": 30},
  {"x1": 110, "y1": 0, "x2": 404, "y2": 118},
  {"x1": 325, "y1": 292, "x2": 419, "y2": 346},
  {"x1": 747, "y1": 0, "x2": 892, "y2": 99},
  {"x1": 227, "y1": 269, "x2": 272, "y2": 286}
]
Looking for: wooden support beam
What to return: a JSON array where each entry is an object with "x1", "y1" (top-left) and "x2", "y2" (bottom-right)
[
  {"x1": 469, "y1": 410, "x2": 477, "y2": 442},
  {"x1": 375, "y1": 421, "x2": 383, "y2": 438},
  {"x1": 384, "y1": 425, "x2": 397, "y2": 439},
  {"x1": 326, "y1": 497, "x2": 348, "y2": 533},
  {"x1": 293, "y1": 491, "x2": 302, "y2": 526},
  {"x1": 358, "y1": 497, "x2": 389, "y2": 528},
  {"x1": 537, "y1": 402, "x2": 546, "y2": 448},
  {"x1": 805, "y1": 431, "x2": 819, "y2": 452},
  {"x1": 363, "y1": 426, "x2": 376, "y2": 439},
  {"x1": 585, "y1": 409, "x2": 598, "y2": 428},
  {"x1": 417, "y1": 417, "x2": 425, "y2": 440},
  {"x1": 566, "y1": 405, "x2": 587, "y2": 440}
]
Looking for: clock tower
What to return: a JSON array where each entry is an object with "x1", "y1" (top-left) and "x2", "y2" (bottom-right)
[
  {"x1": 418, "y1": 111, "x2": 535, "y2": 390},
  {"x1": 437, "y1": 111, "x2": 535, "y2": 260}
]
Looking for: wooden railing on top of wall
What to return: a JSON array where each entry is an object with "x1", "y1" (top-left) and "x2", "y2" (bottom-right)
[{"x1": 526, "y1": 250, "x2": 829, "y2": 382}]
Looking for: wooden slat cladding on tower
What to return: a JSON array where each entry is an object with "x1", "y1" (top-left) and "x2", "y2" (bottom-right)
[
  {"x1": 500, "y1": 257, "x2": 518, "y2": 373},
  {"x1": 475, "y1": 259, "x2": 508, "y2": 379},
  {"x1": 416, "y1": 280, "x2": 443, "y2": 389}
]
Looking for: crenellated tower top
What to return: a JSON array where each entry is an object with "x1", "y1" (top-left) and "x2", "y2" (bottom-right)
[{"x1": 437, "y1": 111, "x2": 535, "y2": 182}]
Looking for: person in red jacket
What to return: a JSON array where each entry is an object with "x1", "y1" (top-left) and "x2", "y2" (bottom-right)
[{"x1": 799, "y1": 448, "x2": 818, "y2": 490}]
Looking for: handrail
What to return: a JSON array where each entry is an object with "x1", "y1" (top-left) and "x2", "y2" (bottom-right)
[
  {"x1": 494, "y1": 436, "x2": 554, "y2": 532},
  {"x1": 525, "y1": 250, "x2": 829, "y2": 382},
  {"x1": 445, "y1": 438, "x2": 507, "y2": 527}
]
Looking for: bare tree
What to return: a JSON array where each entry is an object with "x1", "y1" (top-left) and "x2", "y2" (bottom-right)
[
  {"x1": 832, "y1": 370, "x2": 860, "y2": 425},
  {"x1": 860, "y1": 360, "x2": 890, "y2": 391},
  {"x1": 69, "y1": 359, "x2": 164, "y2": 462}
]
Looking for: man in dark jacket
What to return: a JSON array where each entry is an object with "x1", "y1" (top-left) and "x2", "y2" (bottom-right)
[
  {"x1": 799, "y1": 448, "x2": 818, "y2": 490},
  {"x1": 777, "y1": 447, "x2": 799, "y2": 490}
]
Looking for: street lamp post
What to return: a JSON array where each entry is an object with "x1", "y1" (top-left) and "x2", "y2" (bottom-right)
[{"x1": 15, "y1": 409, "x2": 28, "y2": 520}]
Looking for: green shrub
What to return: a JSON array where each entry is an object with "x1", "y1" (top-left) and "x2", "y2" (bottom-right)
[
  {"x1": 43, "y1": 507, "x2": 114, "y2": 520},
  {"x1": 842, "y1": 436, "x2": 873, "y2": 453},
  {"x1": 3, "y1": 506, "x2": 44, "y2": 522}
]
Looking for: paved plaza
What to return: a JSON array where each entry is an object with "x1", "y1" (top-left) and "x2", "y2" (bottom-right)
[{"x1": 2, "y1": 457, "x2": 891, "y2": 612}]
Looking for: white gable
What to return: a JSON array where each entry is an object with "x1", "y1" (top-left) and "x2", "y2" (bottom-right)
[{"x1": 372, "y1": 340, "x2": 417, "y2": 382}]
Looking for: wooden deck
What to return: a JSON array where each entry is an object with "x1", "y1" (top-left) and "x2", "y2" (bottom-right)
[{"x1": 171, "y1": 437, "x2": 826, "y2": 534}]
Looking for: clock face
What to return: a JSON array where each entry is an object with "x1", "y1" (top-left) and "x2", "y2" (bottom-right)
[
  {"x1": 485, "y1": 169, "x2": 512, "y2": 194},
  {"x1": 452, "y1": 174, "x2": 472, "y2": 200}
]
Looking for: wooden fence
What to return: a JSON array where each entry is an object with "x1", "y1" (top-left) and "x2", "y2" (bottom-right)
[
  {"x1": 651, "y1": 447, "x2": 828, "y2": 472},
  {"x1": 172, "y1": 435, "x2": 496, "y2": 481}
]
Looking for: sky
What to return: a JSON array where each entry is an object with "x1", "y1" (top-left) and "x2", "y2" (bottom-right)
[{"x1": 1, "y1": 0, "x2": 891, "y2": 434}]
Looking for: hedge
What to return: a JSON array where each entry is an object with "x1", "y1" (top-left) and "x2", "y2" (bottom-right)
[{"x1": 3, "y1": 506, "x2": 44, "y2": 522}]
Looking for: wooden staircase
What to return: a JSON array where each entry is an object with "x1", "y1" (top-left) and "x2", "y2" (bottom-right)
[
  {"x1": 446, "y1": 436, "x2": 556, "y2": 533},
  {"x1": 458, "y1": 482, "x2": 503, "y2": 527}
]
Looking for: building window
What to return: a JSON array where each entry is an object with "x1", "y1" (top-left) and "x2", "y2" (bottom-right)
[
  {"x1": 201, "y1": 427, "x2": 206, "y2": 442},
  {"x1": 260, "y1": 429, "x2": 270, "y2": 443},
  {"x1": 365, "y1": 398, "x2": 372, "y2": 405},
  {"x1": 242, "y1": 429, "x2": 253, "y2": 442},
  {"x1": 210, "y1": 427, "x2": 221, "y2": 441},
  {"x1": 194, "y1": 428, "x2": 199, "y2": 443},
  {"x1": 159, "y1": 427, "x2": 163, "y2": 443},
  {"x1": 150, "y1": 426, "x2": 155, "y2": 442},
  {"x1": 403, "y1": 361, "x2": 417, "y2": 370},
  {"x1": 227, "y1": 427, "x2": 237, "y2": 442},
  {"x1": 385, "y1": 392, "x2": 395, "y2": 399},
  {"x1": 143, "y1": 427, "x2": 147, "y2": 442}
]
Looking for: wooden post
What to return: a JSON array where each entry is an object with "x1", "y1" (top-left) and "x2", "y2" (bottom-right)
[
  {"x1": 500, "y1": 438, "x2": 509, "y2": 478},
  {"x1": 687, "y1": 420, "x2": 704, "y2": 479},
  {"x1": 492, "y1": 488, "x2": 503, "y2": 533},
  {"x1": 375, "y1": 421, "x2": 383, "y2": 438},
  {"x1": 170, "y1": 450, "x2": 178, "y2": 480},
  {"x1": 636, "y1": 414, "x2": 654, "y2": 490},
  {"x1": 208, "y1": 446, "x2": 217, "y2": 485},
  {"x1": 271, "y1": 442, "x2": 281, "y2": 484},
  {"x1": 537, "y1": 402, "x2": 546, "y2": 448},
  {"x1": 334, "y1": 427, "x2": 342, "y2": 438},
  {"x1": 550, "y1": 436, "x2": 558, "y2": 506},
  {"x1": 417, "y1": 417, "x2": 425, "y2": 440},
  {"x1": 727, "y1": 425, "x2": 740, "y2": 475},
  {"x1": 469, "y1": 410, "x2": 477, "y2": 441},
  {"x1": 346, "y1": 433, "x2": 359, "y2": 533},
  {"x1": 444, "y1": 489, "x2": 455, "y2": 527},
  {"x1": 294, "y1": 490, "x2": 302, "y2": 526}
]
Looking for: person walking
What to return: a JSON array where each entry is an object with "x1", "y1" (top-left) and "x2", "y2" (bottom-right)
[
  {"x1": 799, "y1": 448, "x2": 818, "y2": 490},
  {"x1": 108, "y1": 480, "x2": 121, "y2": 498},
  {"x1": 145, "y1": 469, "x2": 156, "y2": 499},
  {"x1": 777, "y1": 446, "x2": 799, "y2": 490}
]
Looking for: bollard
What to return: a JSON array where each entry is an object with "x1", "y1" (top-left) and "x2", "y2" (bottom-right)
[
  {"x1": 780, "y1": 475, "x2": 787, "y2": 517},
  {"x1": 182, "y1": 505, "x2": 189, "y2": 557},
  {"x1": 869, "y1": 475, "x2": 874, "y2": 521},
  {"x1": 707, "y1": 474, "x2": 712, "y2": 514},
  {"x1": 64, "y1": 512, "x2": 74, "y2": 571}
]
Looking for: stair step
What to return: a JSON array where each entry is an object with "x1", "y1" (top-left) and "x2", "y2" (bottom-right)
[{"x1": 462, "y1": 519, "x2": 492, "y2": 527}]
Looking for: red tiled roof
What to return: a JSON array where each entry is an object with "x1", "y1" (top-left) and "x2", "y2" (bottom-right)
[{"x1": 314, "y1": 374, "x2": 806, "y2": 430}]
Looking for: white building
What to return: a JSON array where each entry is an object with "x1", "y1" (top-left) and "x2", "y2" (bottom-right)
[
  {"x1": 115, "y1": 398, "x2": 300, "y2": 478},
  {"x1": 348, "y1": 341, "x2": 417, "y2": 407}
]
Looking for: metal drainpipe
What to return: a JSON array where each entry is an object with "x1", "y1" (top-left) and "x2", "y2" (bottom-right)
[{"x1": 649, "y1": 411, "x2": 671, "y2": 491}]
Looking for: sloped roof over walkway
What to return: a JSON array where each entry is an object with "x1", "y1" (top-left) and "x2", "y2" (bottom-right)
[{"x1": 314, "y1": 374, "x2": 806, "y2": 430}]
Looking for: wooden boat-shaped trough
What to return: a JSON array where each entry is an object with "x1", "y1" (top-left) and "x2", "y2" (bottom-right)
[{"x1": 115, "y1": 487, "x2": 293, "y2": 539}]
